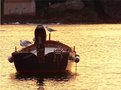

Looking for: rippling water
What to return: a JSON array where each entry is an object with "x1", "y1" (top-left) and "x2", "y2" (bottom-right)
[{"x1": 1, "y1": 24, "x2": 121, "y2": 90}]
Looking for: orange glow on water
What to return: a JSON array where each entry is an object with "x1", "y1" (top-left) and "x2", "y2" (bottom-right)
[{"x1": 1, "y1": 24, "x2": 121, "y2": 90}]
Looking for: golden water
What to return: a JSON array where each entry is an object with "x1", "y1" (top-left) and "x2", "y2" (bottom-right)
[{"x1": 1, "y1": 24, "x2": 121, "y2": 90}]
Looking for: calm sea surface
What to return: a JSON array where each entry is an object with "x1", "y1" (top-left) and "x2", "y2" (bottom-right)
[{"x1": 1, "y1": 24, "x2": 121, "y2": 90}]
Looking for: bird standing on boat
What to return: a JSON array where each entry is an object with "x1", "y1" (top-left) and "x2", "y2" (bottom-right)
[
  {"x1": 45, "y1": 26, "x2": 56, "y2": 40},
  {"x1": 45, "y1": 26, "x2": 56, "y2": 32},
  {"x1": 20, "y1": 40, "x2": 32, "y2": 47}
]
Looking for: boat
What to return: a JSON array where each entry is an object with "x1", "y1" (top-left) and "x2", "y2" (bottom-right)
[{"x1": 8, "y1": 25, "x2": 80, "y2": 74}]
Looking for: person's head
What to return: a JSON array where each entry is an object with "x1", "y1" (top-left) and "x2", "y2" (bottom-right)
[{"x1": 34, "y1": 25, "x2": 46, "y2": 44}]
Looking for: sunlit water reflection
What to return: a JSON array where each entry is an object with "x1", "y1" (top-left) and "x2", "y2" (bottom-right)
[{"x1": 1, "y1": 24, "x2": 121, "y2": 90}]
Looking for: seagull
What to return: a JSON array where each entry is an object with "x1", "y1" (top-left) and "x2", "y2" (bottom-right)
[
  {"x1": 20, "y1": 40, "x2": 32, "y2": 47},
  {"x1": 45, "y1": 26, "x2": 56, "y2": 32}
]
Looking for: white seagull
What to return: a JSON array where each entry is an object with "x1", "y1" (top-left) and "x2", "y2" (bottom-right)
[
  {"x1": 45, "y1": 26, "x2": 56, "y2": 32},
  {"x1": 20, "y1": 40, "x2": 32, "y2": 47}
]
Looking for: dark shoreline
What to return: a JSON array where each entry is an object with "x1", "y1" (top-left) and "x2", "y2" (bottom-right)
[{"x1": 2, "y1": 15, "x2": 121, "y2": 25}]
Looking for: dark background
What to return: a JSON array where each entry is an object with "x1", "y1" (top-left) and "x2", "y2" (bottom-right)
[{"x1": 1, "y1": 0, "x2": 121, "y2": 24}]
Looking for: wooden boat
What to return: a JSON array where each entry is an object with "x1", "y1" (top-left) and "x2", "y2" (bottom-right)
[{"x1": 8, "y1": 25, "x2": 80, "y2": 74}]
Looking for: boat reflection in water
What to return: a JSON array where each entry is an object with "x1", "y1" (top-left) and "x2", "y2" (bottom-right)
[
  {"x1": 15, "y1": 70, "x2": 76, "y2": 90},
  {"x1": 8, "y1": 25, "x2": 80, "y2": 74}
]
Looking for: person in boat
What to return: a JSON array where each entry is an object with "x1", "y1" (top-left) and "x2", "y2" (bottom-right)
[
  {"x1": 34, "y1": 25, "x2": 46, "y2": 63},
  {"x1": 34, "y1": 25, "x2": 46, "y2": 44}
]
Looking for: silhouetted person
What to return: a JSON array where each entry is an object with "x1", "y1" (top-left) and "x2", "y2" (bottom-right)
[{"x1": 34, "y1": 25, "x2": 46, "y2": 64}]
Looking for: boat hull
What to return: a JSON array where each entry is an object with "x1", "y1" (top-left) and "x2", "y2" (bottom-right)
[{"x1": 12, "y1": 52, "x2": 73, "y2": 74}]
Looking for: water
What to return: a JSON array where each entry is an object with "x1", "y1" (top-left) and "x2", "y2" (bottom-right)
[{"x1": 1, "y1": 24, "x2": 121, "y2": 90}]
